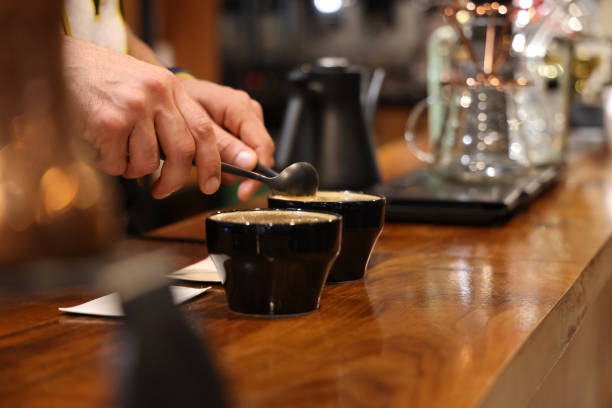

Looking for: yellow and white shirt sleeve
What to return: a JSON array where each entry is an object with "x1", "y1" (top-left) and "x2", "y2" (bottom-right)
[{"x1": 63, "y1": 0, "x2": 128, "y2": 54}]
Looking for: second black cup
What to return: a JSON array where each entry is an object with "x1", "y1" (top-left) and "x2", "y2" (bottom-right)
[{"x1": 269, "y1": 191, "x2": 385, "y2": 283}]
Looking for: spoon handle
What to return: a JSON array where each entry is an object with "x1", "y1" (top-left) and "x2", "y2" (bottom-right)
[
  {"x1": 221, "y1": 162, "x2": 271, "y2": 183},
  {"x1": 159, "y1": 148, "x2": 277, "y2": 183},
  {"x1": 254, "y1": 162, "x2": 279, "y2": 178}
]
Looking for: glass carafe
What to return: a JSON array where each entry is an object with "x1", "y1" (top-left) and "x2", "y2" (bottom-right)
[{"x1": 405, "y1": 81, "x2": 531, "y2": 183}]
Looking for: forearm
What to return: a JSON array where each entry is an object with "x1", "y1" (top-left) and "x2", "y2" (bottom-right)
[{"x1": 126, "y1": 27, "x2": 164, "y2": 67}]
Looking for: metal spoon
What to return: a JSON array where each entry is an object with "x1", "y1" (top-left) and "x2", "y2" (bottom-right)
[
  {"x1": 159, "y1": 149, "x2": 319, "y2": 196},
  {"x1": 222, "y1": 161, "x2": 319, "y2": 196}
]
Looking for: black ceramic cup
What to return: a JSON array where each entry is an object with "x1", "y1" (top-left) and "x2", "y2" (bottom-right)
[
  {"x1": 206, "y1": 209, "x2": 342, "y2": 317},
  {"x1": 268, "y1": 191, "x2": 386, "y2": 283}
]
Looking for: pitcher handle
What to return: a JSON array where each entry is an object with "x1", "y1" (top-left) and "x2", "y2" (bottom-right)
[
  {"x1": 404, "y1": 97, "x2": 435, "y2": 164},
  {"x1": 276, "y1": 95, "x2": 304, "y2": 169}
]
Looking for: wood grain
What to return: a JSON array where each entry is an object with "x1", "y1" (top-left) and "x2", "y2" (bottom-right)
[{"x1": 2, "y1": 148, "x2": 612, "y2": 407}]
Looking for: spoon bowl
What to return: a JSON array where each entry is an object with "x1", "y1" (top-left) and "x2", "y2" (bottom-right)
[
  {"x1": 221, "y1": 161, "x2": 319, "y2": 197},
  {"x1": 272, "y1": 162, "x2": 319, "y2": 196}
]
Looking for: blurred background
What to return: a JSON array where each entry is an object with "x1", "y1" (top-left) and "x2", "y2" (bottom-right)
[{"x1": 118, "y1": 0, "x2": 612, "y2": 232}]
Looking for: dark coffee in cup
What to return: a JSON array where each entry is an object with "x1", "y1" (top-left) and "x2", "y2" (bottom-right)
[
  {"x1": 269, "y1": 191, "x2": 385, "y2": 283},
  {"x1": 206, "y1": 209, "x2": 342, "y2": 316}
]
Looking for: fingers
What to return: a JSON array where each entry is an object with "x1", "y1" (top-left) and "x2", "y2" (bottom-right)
[
  {"x1": 216, "y1": 90, "x2": 275, "y2": 167},
  {"x1": 250, "y1": 99, "x2": 264, "y2": 121},
  {"x1": 182, "y1": 81, "x2": 275, "y2": 167},
  {"x1": 216, "y1": 125, "x2": 259, "y2": 188},
  {"x1": 237, "y1": 180, "x2": 264, "y2": 202},
  {"x1": 123, "y1": 119, "x2": 160, "y2": 179},
  {"x1": 215, "y1": 122, "x2": 256, "y2": 171},
  {"x1": 173, "y1": 86, "x2": 221, "y2": 195},
  {"x1": 97, "y1": 135, "x2": 128, "y2": 176},
  {"x1": 88, "y1": 111, "x2": 131, "y2": 176},
  {"x1": 151, "y1": 106, "x2": 196, "y2": 199},
  {"x1": 214, "y1": 122, "x2": 270, "y2": 201},
  {"x1": 236, "y1": 118, "x2": 275, "y2": 167},
  {"x1": 143, "y1": 67, "x2": 219, "y2": 198}
]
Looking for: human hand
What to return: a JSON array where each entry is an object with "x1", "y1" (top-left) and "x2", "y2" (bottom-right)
[
  {"x1": 178, "y1": 77, "x2": 275, "y2": 201},
  {"x1": 63, "y1": 36, "x2": 221, "y2": 199}
]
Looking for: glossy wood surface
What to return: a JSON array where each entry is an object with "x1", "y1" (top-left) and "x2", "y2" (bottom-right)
[
  {"x1": 528, "y1": 275, "x2": 612, "y2": 408},
  {"x1": 2, "y1": 147, "x2": 612, "y2": 407}
]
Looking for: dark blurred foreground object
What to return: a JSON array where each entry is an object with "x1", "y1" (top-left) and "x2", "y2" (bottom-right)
[
  {"x1": 0, "y1": 3, "x2": 226, "y2": 407},
  {"x1": 122, "y1": 286, "x2": 227, "y2": 408},
  {"x1": 113, "y1": 256, "x2": 227, "y2": 408},
  {"x1": 276, "y1": 57, "x2": 382, "y2": 190}
]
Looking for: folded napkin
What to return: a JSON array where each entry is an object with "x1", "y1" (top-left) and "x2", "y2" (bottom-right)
[
  {"x1": 167, "y1": 256, "x2": 221, "y2": 283},
  {"x1": 59, "y1": 286, "x2": 211, "y2": 317}
]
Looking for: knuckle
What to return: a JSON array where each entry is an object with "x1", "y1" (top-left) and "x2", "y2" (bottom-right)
[
  {"x1": 251, "y1": 101, "x2": 264, "y2": 119},
  {"x1": 262, "y1": 138, "x2": 275, "y2": 154},
  {"x1": 145, "y1": 71, "x2": 171, "y2": 95},
  {"x1": 251, "y1": 99, "x2": 263, "y2": 111},
  {"x1": 125, "y1": 93, "x2": 147, "y2": 113},
  {"x1": 96, "y1": 111, "x2": 129, "y2": 135},
  {"x1": 235, "y1": 90, "x2": 251, "y2": 105},
  {"x1": 191, "y1": 120, "x2": 214, "y2": 140}
]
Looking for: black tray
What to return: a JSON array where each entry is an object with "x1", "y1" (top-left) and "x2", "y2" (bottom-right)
[{"x1": 368, "y1": 167, "x2": 560, "y2": 225}]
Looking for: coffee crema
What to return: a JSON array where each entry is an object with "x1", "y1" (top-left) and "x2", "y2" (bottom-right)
[
  {"x1": 209, "y1": 210, "x2": 338, "y2": 224},
  {"x1": 271, "y1": 191, "x2": 381, "y2": 203}
]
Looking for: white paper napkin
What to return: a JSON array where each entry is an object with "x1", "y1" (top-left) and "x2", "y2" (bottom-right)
[
  {"x1": 167, "y1": 256, "x2": 221, "y2": 283},
  {"x1": 59, "y1": 286, "x2": 211, "y2": 317}
]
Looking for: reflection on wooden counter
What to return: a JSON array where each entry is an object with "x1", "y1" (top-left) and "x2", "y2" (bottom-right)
[{"x1": 2, "y1": 148, "x2": 612, "y2": 407}]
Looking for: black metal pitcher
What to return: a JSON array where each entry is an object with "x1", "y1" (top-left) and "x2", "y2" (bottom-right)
[{"x1": 276, "y1": 58, "x2": 383, "y2": 190}]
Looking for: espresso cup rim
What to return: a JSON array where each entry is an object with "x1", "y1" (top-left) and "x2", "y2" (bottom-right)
[
  {"x1": 207, "y1": 207, "x2": 342, "y2": 227},
  {"x1": 269, "y1": 190, "x2": 386, "y2": 206}
]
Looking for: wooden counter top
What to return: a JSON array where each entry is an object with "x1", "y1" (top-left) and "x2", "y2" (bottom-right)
[{"x1": 2, "y1": 146, "x2": 612, "y2": 407}]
